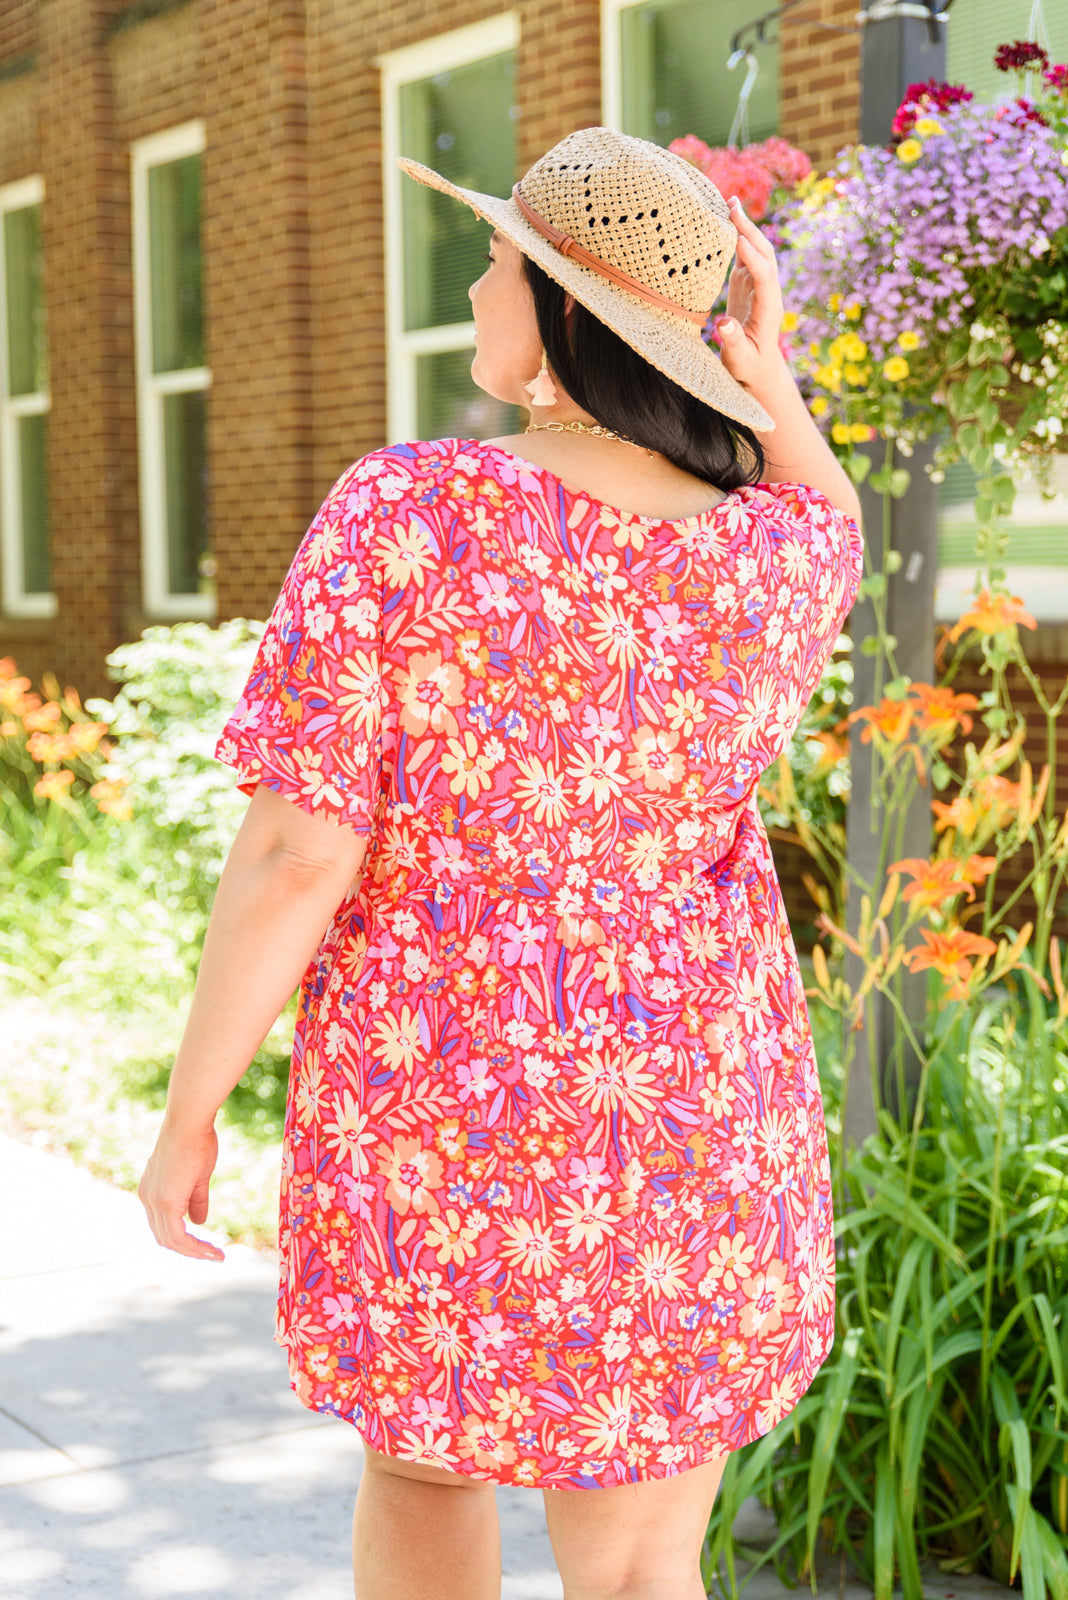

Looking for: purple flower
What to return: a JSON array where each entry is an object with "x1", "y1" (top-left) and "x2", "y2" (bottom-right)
[{"x1": 778, "y1": 101, "x2": 1068, "y2": 365}]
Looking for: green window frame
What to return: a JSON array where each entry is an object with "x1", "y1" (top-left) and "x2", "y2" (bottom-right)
[
  {"x1": 0, "y1": 178, "x2": 52, "y2": 619},
  {"x1": 380, "y1": 15, "x2": 524, "y2": 444},
  {"x1": 131, "y1": 121, "x2": 213, "y2": 618}
]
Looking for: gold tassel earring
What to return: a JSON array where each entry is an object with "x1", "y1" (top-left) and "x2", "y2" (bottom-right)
[{"x1": 524, "y1": 346, "x2": 558, "y2": 407}]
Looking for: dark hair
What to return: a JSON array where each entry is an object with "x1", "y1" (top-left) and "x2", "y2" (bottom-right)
[{"x1": 522, "y1": 256, "x2": 765, "y2": 493}]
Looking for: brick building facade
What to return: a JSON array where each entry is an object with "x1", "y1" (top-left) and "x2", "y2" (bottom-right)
[{"x1": 2, "y1": 0, "x2": 1065, "y2": 941}]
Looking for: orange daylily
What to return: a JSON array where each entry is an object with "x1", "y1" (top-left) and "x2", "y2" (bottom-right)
[
  {"x1": 904, "y1": 926, "x2": 998, "y2": 1000},
  {"x1": 847, "y1": 698, "x2": 914, "y2": 745},
  {"x1": 958, "y1": 854, "x2": 997, "y2": 888},
  {"x1": 946, "y1": 589, "x2": 1037, "y2": 642},
  {"x1": 908, "y1": 683, "x2": 979, "y2": 737},
  {"x1": 809, "y1": 727, "x2": 849, "y2": 775},
  {"x1": 33, "y1": 769, "x2": 76, "y2": 802},
  {"x1": 887, "y1": 856, "x2": 976, "y2": 908},
  {"x1": 931, "y1": 794, "x2": 979, "y2": 834}
]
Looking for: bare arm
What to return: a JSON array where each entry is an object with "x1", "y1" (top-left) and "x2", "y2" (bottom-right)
[
  {"x1": 718, "y1": 195, "x2": 862, "y2": 526},
  {"x1": 138, "y1": 783, "x2": 368, "y2": 1260}
]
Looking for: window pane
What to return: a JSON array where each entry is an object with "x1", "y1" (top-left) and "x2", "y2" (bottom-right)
[
  {"x1": 149, "y1": 154, "x2": 204, "y2": 374},
  {"x1": 620, "y1": 0, "x2": 779, "y2": 148},
  {"x1": 939, "y1": 454, "x2": 1068, "y2": 568},
  {"x1": 416, "y1": 348, "x2": 522, "y2": 442},
  {"x1": 5, "y1": 204, "x2": 48, "y2": 397},
  {"x1": 948, "y1": 0, "x2": 1068, "y2": 100},
  {"x1": 400, "y1": 52, "x2": 517, "y2": 332},
  {"x1": 18, "y1": 411, "x2": 50, "y2": 594},
  {"x1": 162, "y1": 389, "x2": 210, "y2": 595}
]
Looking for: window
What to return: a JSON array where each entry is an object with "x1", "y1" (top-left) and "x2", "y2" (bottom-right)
[
  {"x1": 380, "y1": 15, "x2": 523, "y2": 444},
  {"x1": 131, "y1": 121, "x2": 212, "y2": 618},
  {"x1": 603, "y1": 0, "x2": 778, "y2": 148},
  {"x1": 936, "y1": 457, "x2": 1068, "y2": 624},
  {"x1": 0, "y1": 177, "x2": 52, "y2": 619},
  {"x1": 947, "y1": 0, "x2": 1068, "y2": 100}
]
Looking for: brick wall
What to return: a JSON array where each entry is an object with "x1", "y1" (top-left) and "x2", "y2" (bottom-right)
[
  {"x1": 778, "y1": 0, "x2": 860, "y2": 171},
  {"x1": 36, "y1": 0, "x2": 132, "y2": 694}
]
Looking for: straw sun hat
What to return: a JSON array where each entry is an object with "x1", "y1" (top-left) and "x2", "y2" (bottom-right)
[{"x1": 396, "y1": 125, "x2": 774, "y2": 434}]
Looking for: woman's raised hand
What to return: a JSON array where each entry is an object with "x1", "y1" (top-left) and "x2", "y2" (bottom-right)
[{"x1": 715, "y1": 195, "x2": 785, "y2": 395}]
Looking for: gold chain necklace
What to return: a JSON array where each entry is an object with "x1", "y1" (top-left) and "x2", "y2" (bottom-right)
[{"x1": 525, "y1": 419, "x2": 655, "y2": 458}]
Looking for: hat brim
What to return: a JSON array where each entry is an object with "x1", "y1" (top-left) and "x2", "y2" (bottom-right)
[{"x1": 396, "y1": 156, "x2": 775, "y2": 435}]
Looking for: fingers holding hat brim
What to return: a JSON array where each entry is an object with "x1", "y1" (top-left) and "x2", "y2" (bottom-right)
[{"x1": 395, "y1": 156, "x2": 774, "y2": 434}]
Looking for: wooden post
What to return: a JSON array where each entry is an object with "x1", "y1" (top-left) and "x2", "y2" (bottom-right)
[{"x1": 842, "y1": 4, "x2": 945, "y2": 1146}]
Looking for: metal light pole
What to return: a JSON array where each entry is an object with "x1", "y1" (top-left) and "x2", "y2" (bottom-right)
[{"x1": 842, "y1": 1, "x2": 945, "y2": 1146}]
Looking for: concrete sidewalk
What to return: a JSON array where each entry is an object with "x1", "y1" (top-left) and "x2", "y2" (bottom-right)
[
  {"x1": 0, "y1": 1133, "x2": 562, "y2": 1599},
  {"x1": 0, "y1": 1131, "x2": 1011, "y2": 1600}
]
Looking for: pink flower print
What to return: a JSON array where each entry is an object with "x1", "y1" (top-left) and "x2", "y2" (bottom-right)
[
  {"x1": 579, "y1": 703, "x2": 623, "y2": 744},
  {"x1": 567, "y1": 1152, "x2": 611, "y2": 1193},
  {"x1": 322, "y1": 1293, "x2": 360, "y2": 1330},
  {"x1": 472, "y1": 569, "x2": 520, "y2": 618},
  {"x1": 500, "y1": 916, "x2": 548, "y2": 967}
]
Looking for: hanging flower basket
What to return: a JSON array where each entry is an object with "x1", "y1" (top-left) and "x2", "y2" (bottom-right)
[{"x1": 770, "y1": 48, "x2": 1068, "y2": 473}]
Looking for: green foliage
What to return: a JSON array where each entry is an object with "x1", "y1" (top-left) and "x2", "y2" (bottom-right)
[
  {"x1": 704, "y1": 980, "x2": 1068, "y2": 1599},
  {"x1": 87, "y1": 620, "x2": 264, "y2": 966}
]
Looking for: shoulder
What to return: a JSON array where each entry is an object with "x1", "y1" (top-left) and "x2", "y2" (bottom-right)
[{"x1": 322, "y1": 437, "x2": 503, "y2": 517}]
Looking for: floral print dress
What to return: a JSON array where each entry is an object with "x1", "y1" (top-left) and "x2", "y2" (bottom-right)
[{"x1": 216, "y1": 437, "x2": 863, "y2": 1489}]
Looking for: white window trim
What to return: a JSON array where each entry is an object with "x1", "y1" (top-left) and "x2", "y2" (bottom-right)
[
  {"x1": 0, "y1": 174, "x2": 54, "y2": 620},
  {"x1": 378, "y1": 13, "x2": 520, "y2": 445},
  {"x1": 601, "y1": 0, "x2": 627, "y2": 130},
  {"x1": 131, "y1": 119, "x2": 213, "y2": 620}
]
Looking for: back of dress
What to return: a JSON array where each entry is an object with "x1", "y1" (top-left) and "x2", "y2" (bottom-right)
[{"x1": 217, "y1": 435, "x2": 864, "y2": 1488}]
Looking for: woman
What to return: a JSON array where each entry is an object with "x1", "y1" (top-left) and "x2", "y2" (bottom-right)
[{"x1": 140, "y1": 127, "x2": 862, "y2": 1600}]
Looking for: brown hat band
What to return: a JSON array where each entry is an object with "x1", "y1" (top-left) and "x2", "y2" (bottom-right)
[{"x1": 511, "y1": 184, "x2": 710, "y2": 327}]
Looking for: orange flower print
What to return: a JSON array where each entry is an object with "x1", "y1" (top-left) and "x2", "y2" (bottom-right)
[
  {"x1": 456, "y1": 1413, "x2": 518, "y2": 1469},
  {"x1": 738, "y1": 1260, "x2": 797, "y2": 1338},
  {"x1": 378, "y1": 1136, "x2": 444, "y2": 1216},
  {"x1": 626, "y1": 724, "x2": 685, "y2": 792},
  {"x1": 394, "y1": 651, "x2": 465, "y2": 738}
]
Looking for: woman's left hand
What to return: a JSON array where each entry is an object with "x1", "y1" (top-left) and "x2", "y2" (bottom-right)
[
  {"x1": 716, "y1": 196, "x2": 786, "y2": 393},
  {"x1": 138, "y1": 1118, "x2": 225, "y2": 1261}
]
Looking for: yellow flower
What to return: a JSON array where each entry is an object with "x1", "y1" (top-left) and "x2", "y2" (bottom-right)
[
  {"x1": 781, "y1": 310, "x2": 800, "y2": 332},
  {"x1": 828, "y1": 293, "x2": 842, "y2": 312},
  {"x1": 831, "y1": 422, "x2": 851, "y2": 444},
  {"x1": 896, "y1": 138, "x2": 923, "y2": 164},
  {"x1": 841, "y1": 332, "x2": 867, "y2": 361},
  {"x1": 883, "y1": 356, "x2": 910, "y2": 382},
  {"x1": 849, "y1": 423, "x2": 875, "y2": 442},
  {"x1": 898, "y1": 329, "x2": 921, "y2": 351},
  {"x1": 913, "y1": 117, "x2": 944, "y2": 137},
  {"x1": 844, "y1": 362, "x2": 870, "y2": 387},
  {"x1": 813, "y1": 363, "x2": 843, "y2": 393},
  {"x1": 844, "y1": 302, "x2": 862, "y2": 321},
  {"x1": 810, "y1": 396, "x2": 829, "y2": 417}
]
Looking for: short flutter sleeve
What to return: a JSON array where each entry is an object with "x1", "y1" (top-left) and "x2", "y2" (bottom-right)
[
  {"x1": 695, "y1": 480, "x2": 864, "y2": 806},
  {"x1": 215, "y1": 452, "x2": 404, "y2": 835}
]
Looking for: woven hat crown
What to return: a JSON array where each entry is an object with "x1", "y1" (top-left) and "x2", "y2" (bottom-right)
[{"x1": 518, "y1": 129, "x2": 737, "y2": 323}]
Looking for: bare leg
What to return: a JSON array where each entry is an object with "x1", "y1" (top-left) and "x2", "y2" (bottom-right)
[
  {"x1": 542, "y1": 1452, "x2": 729, "y2": 1600},
  {"x1": 352, "y1": 1441, "x2": 501, "y2": 1600}
]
